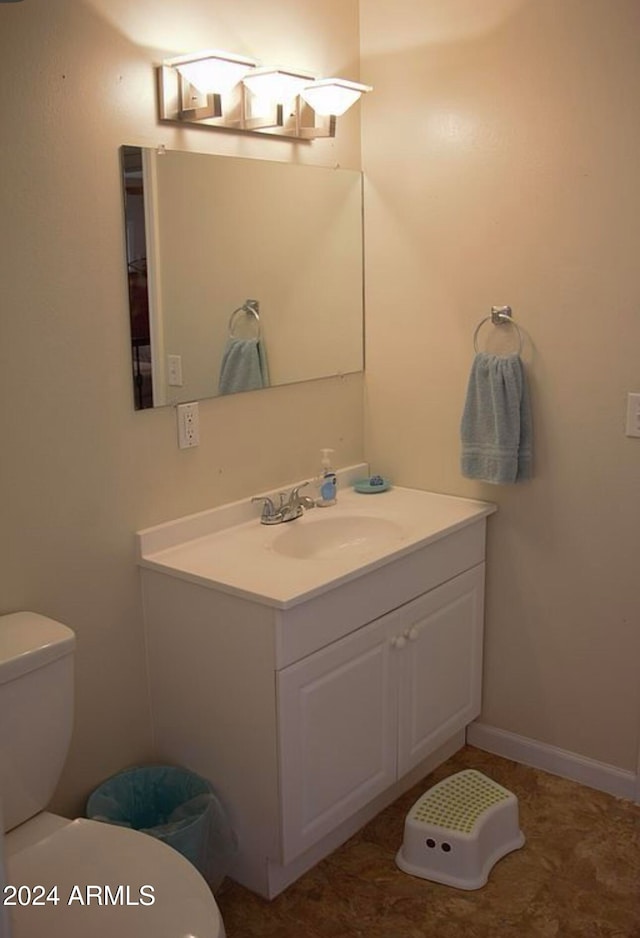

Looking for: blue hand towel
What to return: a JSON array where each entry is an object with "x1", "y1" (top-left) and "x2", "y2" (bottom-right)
[
  {"x1": 218, "y1": 337, "x2": 270, "y2": 396},
  {"x1": 460, "y1": 352, "x2": 532, "y2": 484}
]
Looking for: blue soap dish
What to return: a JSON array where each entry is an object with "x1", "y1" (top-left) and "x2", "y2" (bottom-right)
[{"x1": 353, "y1": 476, "x2": 392, "y2": 494}]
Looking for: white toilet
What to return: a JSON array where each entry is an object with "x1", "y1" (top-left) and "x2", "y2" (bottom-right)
[{"x1": 0, "y1": 612, "x2": 226, "y2": 938}]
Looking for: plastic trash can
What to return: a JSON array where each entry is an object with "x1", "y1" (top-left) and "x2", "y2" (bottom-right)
[{"x1": 86, "y1": 765, "x2": 237, "y2": 890}]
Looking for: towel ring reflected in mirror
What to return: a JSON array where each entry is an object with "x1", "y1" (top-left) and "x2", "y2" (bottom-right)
[
  {"x1": 228, "y1": 299, "x2": 261, "y2": 339},
  {"x1": 473, "y1": 305, "x2": 524, "y2": 355}
]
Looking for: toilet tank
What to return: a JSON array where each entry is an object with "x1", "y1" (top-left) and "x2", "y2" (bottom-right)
[{"x1": 0, "y1": 613, "x2": 75, "y2": 832}]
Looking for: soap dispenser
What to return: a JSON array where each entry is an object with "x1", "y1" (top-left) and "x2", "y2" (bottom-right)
[{"x1": 317, "y1": 448, "x2": 337, "y2": 507}]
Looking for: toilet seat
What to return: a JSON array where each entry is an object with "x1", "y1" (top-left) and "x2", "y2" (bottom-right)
[{"x1": 5, "y1": 814, "x2": 225, "y2": 938}]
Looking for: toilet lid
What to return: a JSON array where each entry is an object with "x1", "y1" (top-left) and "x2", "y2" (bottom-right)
[{"x1": 6, "y1": 817, "x2": 224, "y2": 938}]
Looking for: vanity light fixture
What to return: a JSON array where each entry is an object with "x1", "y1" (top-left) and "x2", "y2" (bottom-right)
[
  {"x1": 166, "y1": 50, "x2": 259, "y2": 95},
  {"x1": 160, "y1": 50, "x2": 258, "y2": 123},
  {"x1": 241, "y1": 66, "x2": 316, "y2": 134},
  {"x1": 300, "y1": 79, "x2": 373, "y2": 117},
  {"x1": 242, "y1": 66, "x2": 315, "y2": 104},
  {"x1": 157, "y1": 49, "x2": 372, "y2": 140}
]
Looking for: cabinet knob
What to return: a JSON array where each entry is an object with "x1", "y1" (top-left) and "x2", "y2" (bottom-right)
[
  {"x1": 391, "y1": 635, "x2": 406, "y2": 649},
  {"x1": 406, "y1": 626, "x2": 419, "y2": 641}
]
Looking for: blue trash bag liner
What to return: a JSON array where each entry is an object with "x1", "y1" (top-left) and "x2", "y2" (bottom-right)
[{"x1": 86, "y1": 765, "x2": 237, "y2": 890}]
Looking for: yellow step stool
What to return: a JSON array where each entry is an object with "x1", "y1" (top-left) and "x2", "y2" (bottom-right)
[{"x1": 396, "y1": 769, "x2": 525, "y2": 890}]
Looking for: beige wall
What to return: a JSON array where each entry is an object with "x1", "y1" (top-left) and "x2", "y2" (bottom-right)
[
  {"x1": 361, "y1": 0, "x2": 640, "y2": 772},
  {"x1": 0, "y1": 0, "x2": 363, "y2": 815}
]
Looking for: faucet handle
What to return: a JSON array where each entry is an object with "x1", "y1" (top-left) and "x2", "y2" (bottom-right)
[
  {"x1": 288, "y1": 481, "x2": 315, "y2": 513},
  {"x1": 289, "y1": 481, "x2": 310, "y2": 502},
  {"x1": 251, "y1": 495, "x2": 277, "y2": 521}
]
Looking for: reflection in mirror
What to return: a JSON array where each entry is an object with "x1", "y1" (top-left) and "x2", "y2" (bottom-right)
[
  {"x1": 121, "y1": 147, "x2": 153, "y2": 408},
  {"x1": 120, "y1": 146, "x2": 364, "y2": 410}
]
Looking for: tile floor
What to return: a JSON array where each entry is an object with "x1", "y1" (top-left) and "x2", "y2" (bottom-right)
[{"x1": 216, "y1": 746, "x2": 640, "y2": 938}]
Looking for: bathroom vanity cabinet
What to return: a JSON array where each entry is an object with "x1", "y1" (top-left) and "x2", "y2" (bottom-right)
[{"x1": 138, "y1": 481, "x2": 494, "y2": 898}]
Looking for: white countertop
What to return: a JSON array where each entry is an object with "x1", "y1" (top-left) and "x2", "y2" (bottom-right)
[{"x1": 138, "y1": 475, "x2": 495, "y2": 609}]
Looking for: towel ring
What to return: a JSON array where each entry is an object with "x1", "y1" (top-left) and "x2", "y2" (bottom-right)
[
  {"x1": 228, "y1": 299, "x2": 260, "y2": 339},
  {"x1": 473, "y1": 305, "x2": 523, "y2": 355}
]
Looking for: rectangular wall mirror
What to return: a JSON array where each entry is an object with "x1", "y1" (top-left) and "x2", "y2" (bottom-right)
[{"x1": 121, "y1": 146, "x2": 364, "y2": 410}]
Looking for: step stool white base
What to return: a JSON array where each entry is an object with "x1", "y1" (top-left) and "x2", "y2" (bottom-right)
[{"x1": 396, "y1": 769, "x2": 525, "y2": 890}]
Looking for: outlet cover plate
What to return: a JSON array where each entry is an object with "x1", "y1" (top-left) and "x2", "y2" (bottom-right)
[{"x1": 177, "y1": 402, "x2": 199, "y2": 449}]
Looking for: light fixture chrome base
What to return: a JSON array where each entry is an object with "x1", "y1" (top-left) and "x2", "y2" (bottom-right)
[{"x1": 157, "y1": 67, "x2": 336, "y2": 140}]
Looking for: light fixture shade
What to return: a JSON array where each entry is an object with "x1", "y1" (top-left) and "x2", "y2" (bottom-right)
[
  {"x1": 300, "y1": 78, "x2": 372, "y2": 117},
  {"x1": 243, "y1": 67, "x2": 315, "y2": 104},
  {"x1": 165, "y1": 50, "x2": 258, "y2": 95}
]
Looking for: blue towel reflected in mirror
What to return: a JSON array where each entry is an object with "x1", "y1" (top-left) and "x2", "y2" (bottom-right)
[{"x1": 218, "y1": 337, "x2": 270, "y2": 396}]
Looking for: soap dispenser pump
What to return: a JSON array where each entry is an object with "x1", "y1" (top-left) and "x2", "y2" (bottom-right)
[{"x1": 317, "y1": 448, "x2": 337, "y2": 507}]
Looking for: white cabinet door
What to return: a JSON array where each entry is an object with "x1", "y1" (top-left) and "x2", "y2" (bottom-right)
[
  {"x1": 397, "y1": 565, "x2": 485, "y2": 776},
  {"x1": 278, "y1": 614, "x2": 398, "y2": 863}
]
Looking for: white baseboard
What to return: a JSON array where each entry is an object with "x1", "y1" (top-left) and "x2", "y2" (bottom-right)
[{"x1": 467, "y1": 722, "x2": 639, "y2": 803}]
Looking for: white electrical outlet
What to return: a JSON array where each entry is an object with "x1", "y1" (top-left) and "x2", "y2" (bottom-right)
[
  {"x1": 177, "y1": 402, "x2": 200, "y2": 449},
  {"x1": 625, "y1": 393, "x2": 640, "y2": 438},
  {"x1": 167, "y1": 354, "x2": 183, "y2": 387}
]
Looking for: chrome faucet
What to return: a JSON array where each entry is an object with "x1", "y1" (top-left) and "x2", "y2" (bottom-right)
[{"x1": 252, "y1": 482, "x2": 315, "y2": 525}]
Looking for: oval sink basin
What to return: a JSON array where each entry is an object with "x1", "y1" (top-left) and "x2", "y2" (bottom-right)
[{"x1": 270, "y1": 515, "x2": 405, "y2": 560}]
